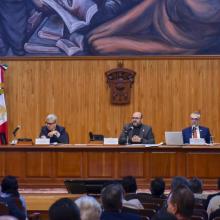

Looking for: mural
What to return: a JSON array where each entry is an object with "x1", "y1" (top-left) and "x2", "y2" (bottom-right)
[{"x1": 1, "y1": 0, "x2": 220, "y2": 57}]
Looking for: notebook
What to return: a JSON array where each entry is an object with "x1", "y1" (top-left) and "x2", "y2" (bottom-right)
[{"x1": 165, "y1": 131, "x2": 183, "y2": 145}]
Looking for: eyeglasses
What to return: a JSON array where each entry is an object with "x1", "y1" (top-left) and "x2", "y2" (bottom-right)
[
  {"x1": 132, "y1": 117, "x2": 141, "y2": 120},
  {"x1": 46, "y1": 122, "x2": 56, "y2": 125}
]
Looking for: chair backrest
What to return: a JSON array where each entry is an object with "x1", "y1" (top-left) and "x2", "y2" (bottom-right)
[
  {"x1": 193, "y1": 209, "x2": 208, "y2": 220},
  {"x1": 194, "y1": 202, "x2": 205, "y2": 210},
  {"x1": 139, "y1": 209, "x2": 157, "y2": 218},
  {"x1": 136, "y1": 193, "x2": 152, "y2": 203},
  {"x1": 191, "y1": 216, "x2": 204, "y2": 220},
  {"x1": 122, "y1": 207, "x2": 157, "y2": 219},
  {"x1": 142, "y1": 202, "x2": 161, "y2": 211},
  {"x1": 0, "y1": 201, "x2": 9, "y2": 215},
  {"x1": 124, "y1": 193, "x2": 139, "y2": 201}
]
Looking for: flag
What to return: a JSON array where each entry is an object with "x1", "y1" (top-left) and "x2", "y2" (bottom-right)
[{"x1": 0, "y1": 64, "x2": 8, "y2": 144}]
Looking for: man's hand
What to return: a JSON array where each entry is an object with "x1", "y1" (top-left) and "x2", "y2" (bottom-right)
[
  {"x1": 131, "y1": 135, "x2": 142, "y2": 143},
  {"x1": 48, "y1": 130, "x2": 60, "y2": 137}
]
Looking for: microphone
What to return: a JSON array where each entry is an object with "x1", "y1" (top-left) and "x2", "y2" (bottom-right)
[{"x1": 13, "y1": 125, "x2": 21, "y2": 137}]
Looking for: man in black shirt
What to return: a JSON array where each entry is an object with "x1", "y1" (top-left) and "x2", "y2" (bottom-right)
[{"x1": 118, "y1": 112, "x2": 155, "y2": 145}]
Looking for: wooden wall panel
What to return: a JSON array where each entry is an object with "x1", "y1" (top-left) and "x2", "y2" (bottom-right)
[
  {"x1": 56, "y1": 152, "x2": 83, "y2": 177},
  {"x1": 186, "y1": 153, "x2": 220, "y2": 178},
  {"x1": 119, "y1": 152, "x2": 145, "y2": 177},
  {"x1": 87, "y1": 152, "x2": 114, "y2": 178},
  {"x1": 1, "y1": 58, "x2": 220, "y2": 144},
  {"x1": 150, "y1": 152, "x2": 177, "y2": 177},
  {"x1": 26, "y1": 152, "x2": 53, "y2": 177}
]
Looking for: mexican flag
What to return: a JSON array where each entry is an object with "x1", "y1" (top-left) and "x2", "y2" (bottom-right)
[{"x1": 0, "y1": 64, "x2": 8, "y2": 144}]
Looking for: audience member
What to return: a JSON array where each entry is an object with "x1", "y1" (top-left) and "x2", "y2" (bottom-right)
[
  {"x1": 39, "y1": 114, "x2": 69, "y2": 144},
  {"x1": 0, "y1": 216, "x2": 18, "y2": 220},
  {"x1": 171, "y1": 176, "x2": 189, "y2": 192},
  {"x1": 189, "y1": 177, "x2": 203, "y2": 194},
  {"x1": 118, "y1": 112, "x2": 155, "y2": 145},
  {"x1": 206, "y1": 178, "x2": 220, "y2": 208},
  {"x1": 122, "y1": 176, "x2": 143, "y2": 209},
  {"x1": 207, "y1": 194, "x2": 220, "y2": 217},
  {"x1": 189, "y1": 177, "x2": 207, "y2": 201},
  {"x1": 49, "y1": 198, "x2": 80, "y2": 220},
  {"x1": 75, "y1": 195, "x2": 101, "y2": 220},
  {"x1": 152, "y1": 210, "x2": 177, "y2": 220},
  {"x1": 122, "y1": 176, "x2": 137, "y2": 194},
  {"x1": 0, "y1": 176, "x2": 27, "y2": 220},
  {"x1": 209, "y1": 208, "x2": 220, "y2": 220},
  {"x1": 167, "y1": 185, "x2": 195, "y2": 220},
  {"x1": 101, "y1": 183, "x2": 141, "y2": 220},
  {"x1": 150, "y1": 177, "x2": 166, "y2": 199}
]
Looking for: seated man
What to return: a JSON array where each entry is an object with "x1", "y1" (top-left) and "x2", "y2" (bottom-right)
[
  {"x1": 150, "y1": 177, "x2": 167, "y2": 199},
  {"x1": 100, "y1": 183, "x2": 141, "y2": 220},
  {"x1": 182, "y1": 112, "x2": 211, "y2": 144},
  {"x1": 167, "y1": 185, "x2": 195, "y2": 220},
  {"x1": 49, "y1": 198, "x2": 80, "y2": 220},
  {"x1": 39, "y1": 114, "x2": 69, "y2": 144},
  {"x1": 118, "y1": 112, "x2": 155, "y2": 145}
]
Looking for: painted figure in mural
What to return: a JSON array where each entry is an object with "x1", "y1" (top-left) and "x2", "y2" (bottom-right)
[
  {"x1": 1, "y1": 0, "x2": 220, "y2": 56},
  {"x1": 0, "y1": 1, "x2": 37, "y2": 56},
  {"x1": 87, "y1": 0, "x2": 220, "y2": 55}
]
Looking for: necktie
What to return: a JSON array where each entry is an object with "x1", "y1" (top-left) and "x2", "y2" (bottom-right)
[{"x1": 193, "y1": 128, "x2": 197, "y2": 138}]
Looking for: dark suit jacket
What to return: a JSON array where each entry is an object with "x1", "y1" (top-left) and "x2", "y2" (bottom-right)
[
  {"x1": 0, "y1": 196, "x2": 26, "y2": 220},
  {"x1": 182, "y1": 126, "x2": 211, "y2": 144},
  {"x1": 101, "y1": 211, "x2": 141, "y2": 220},
  {"x1": 39, "y1": 125, "x2": 69, "y2": 144},
  {"x1": 118, "y1": 123, "x2": 155, "y2": 145}
]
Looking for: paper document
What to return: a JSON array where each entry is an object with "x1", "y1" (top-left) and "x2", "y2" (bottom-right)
[{"x1": 145, "y1": 142, "x2": 163, "y2": 147}]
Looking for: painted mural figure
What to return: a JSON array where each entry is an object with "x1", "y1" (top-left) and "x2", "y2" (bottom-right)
[
  {"x1": 1, "y1": 0, "x2": 220, "y2": 56},
  {"x1": 88, "y1": 0, "x2": 220, "y2": 55}
]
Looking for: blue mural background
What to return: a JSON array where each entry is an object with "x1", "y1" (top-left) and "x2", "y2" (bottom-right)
[{"x1": 1, "y1": 0, "x2": 220, "y2": 57}]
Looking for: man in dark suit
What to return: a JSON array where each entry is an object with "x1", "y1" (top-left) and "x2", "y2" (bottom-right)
[
  {"x1": 101, "y1": 184, "x2": 141, "y2": 220},
  {"x1": 39, "y1": 114, "x2": 69, "y2": 144},
  {"x1": 118, "y1": 112, "x2": 155, "y2": 145},
  {"x1": 182, "y1": 112, "x2": 211, "y2": 144}
]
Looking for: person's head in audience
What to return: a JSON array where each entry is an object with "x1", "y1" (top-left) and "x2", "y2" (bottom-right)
[
  {"x1": 122, "y1": 176, "x2": 137, "y2": 193},
  {"x1": 49, "y1": 198, "x2": 81, "y2": 220},
  {"x1": 75, "y1": 195, "x2": 101, "y2": 220},
  {"x1": 171, "y1": 176, "x2": 189, "y2": 192},
  {"x1": 0, "y1": 216, "x2": 18, "y2": 220},
  {"x1": 167, "y1": 185, "x2": 194, "y2": 220},
  {"x1": 150, "y1": 177, "x2": 166, "y2": 198},
  {"x1": 45, "y1": 114, "x2": 57, "y2": 131},
  {"x1": 152, "y1": 210, "x2": 177, "y2": 220},
  {"x1": 190, "y1": 112, "x2": 200, "y2": 127},
  {"x1": 101, "y1": 184, "x2": 124, "y2": 212},
  {"x1": 189, "y1": 177, "x2": 203, "y2": 194},
  {"x1": 1, "y1": 175, "x2": 19, "y2": 197}
]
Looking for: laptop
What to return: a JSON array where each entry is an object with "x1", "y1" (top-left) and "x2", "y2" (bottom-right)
[{"x1": 165, "y1": 131, "x2": 183, "y2": 145}]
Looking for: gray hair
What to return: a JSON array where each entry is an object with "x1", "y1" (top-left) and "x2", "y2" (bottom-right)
[
  {"x1": 75, "y1": 196, "x2": 102, "y2": 220},
  {"x1": 46, "y1": 114, "x2": 57, "y2": 123},
  {"x1": 0, "y1": 216, "x2": 18, "y2": 220}
]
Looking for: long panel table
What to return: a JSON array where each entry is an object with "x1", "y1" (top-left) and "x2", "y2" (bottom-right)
[{"x1": 1, "y1": 144, "x2": 220, "y2": 189}]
